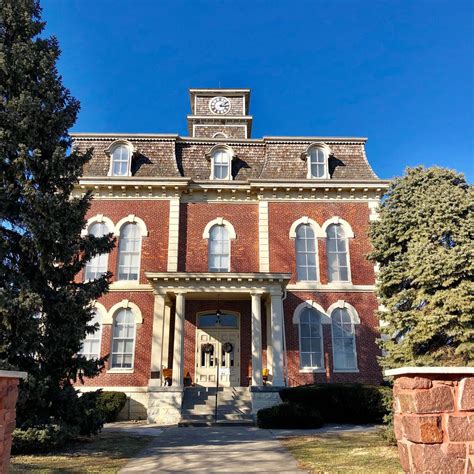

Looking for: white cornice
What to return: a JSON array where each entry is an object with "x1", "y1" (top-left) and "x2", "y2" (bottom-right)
[
  {"x1": 146, "y1": 272, "x2": 291, "y2": 283},
  {"x1": 72, "y1": 133, "x2": 179, "y2": 142}
]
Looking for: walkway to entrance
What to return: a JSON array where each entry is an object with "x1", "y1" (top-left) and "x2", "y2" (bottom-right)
[{"x1": 119, "y1": 425, "x2": 303, "y2": 473}]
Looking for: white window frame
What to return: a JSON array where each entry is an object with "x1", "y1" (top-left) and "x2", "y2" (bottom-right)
[
  {"x1": 289, "y1": 217, "x2": 324, "y2": 283},
  {"x1": 202, "y1": 218, "x2": 236, "y2": 273},
  {"x1": 293, "y1": 303, "x2": 326, "y2": 372},
  {"x1": 78, "y1": 303, "x2": 106, "y2": 360},
  {"x1": 114, "y1": 215, "x2": 148, "y2": 283},
  {"x1": 208, "y1": 224, "x2": 231, "y2": 272},
  {"x1": 106, "y1": 140, "x2": 134, "y2": 177},
  {"x1": 206, "y1": 145, "x2": 235, "y2": 181},
  {"x1": 328, "y1": 301, "x2": 360, "y2": 373},
  {"x1": 110, "y1": 308, "x2": 136, "y2": 370},
  {"x1": 300, "y1": 143, "x2": 330, "y2": 179},
  {"x1": 322, "y1": 217, "x2": 354, "y2": 283},
  {"x1": 81, "y1": 215, "x2": 114, "y2": 282}
]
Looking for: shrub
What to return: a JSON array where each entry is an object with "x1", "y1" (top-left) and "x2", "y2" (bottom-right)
[
  {"x1": 257, "y1": 402, "x2": 324, "y2": 429},
  {"x1": 279, "y1": 383, "x2": 391, "y2": 424},
  {"x1": 96, "y1": 391, "x2": 128, "y2": 422},
  {"x1": 12, "y1": 424, "x2": 78, "y2": 454}
]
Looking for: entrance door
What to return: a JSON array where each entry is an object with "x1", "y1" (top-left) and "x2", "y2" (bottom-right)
[{"x1": 196, "y1": 329, "x2": 240, "y2": 387}]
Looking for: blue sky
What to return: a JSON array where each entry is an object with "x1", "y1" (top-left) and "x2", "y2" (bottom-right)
[{"x1": 42, "y1": 0, "x2": 473, "y2": 181}]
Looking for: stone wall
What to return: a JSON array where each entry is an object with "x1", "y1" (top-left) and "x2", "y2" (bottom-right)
[
  {"x1": 147, "y1": 387, "x2": 183, "y2": 425},
  {"x1": 250, "y1": 387, "x2": 282, "y2": 414},
  {"x1": 386, "y1": 367, "x2": 474, "y2": 473},
  {"x1": 0, "y1": 371, "x2": 27, "y2": 474}
]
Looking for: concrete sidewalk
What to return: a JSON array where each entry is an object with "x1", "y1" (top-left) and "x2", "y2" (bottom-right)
[{"x1": 119, "y1": 425, "x2": 305, "y2": 473}]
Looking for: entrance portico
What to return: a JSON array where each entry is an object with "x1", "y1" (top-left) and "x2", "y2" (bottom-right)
[{"x1": 146, "y1": 272, "x2": 291, "y2": 389}]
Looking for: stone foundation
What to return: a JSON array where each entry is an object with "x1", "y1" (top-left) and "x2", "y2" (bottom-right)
[
  {"x1": 250, "y1": 386, "x2": 282, "y2": 414},
  {"x1": 147, "y1": 386, "x2": 184, "y2": 425},
  {"x1": 0, "y1": 370, "x2": 27, "y2": 474},
  {"x1": 385, "y1": 367, "x2": 474, "y2": 473}
]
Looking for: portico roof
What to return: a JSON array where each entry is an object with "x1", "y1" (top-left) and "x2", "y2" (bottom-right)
[{"x1": 145, "y1": 272, "x2": 292, "y2": 298}]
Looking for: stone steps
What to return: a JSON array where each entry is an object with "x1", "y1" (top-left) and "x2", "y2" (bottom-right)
[{"x1": 180, "y1": 386, "x2": 254, "y2": 426}]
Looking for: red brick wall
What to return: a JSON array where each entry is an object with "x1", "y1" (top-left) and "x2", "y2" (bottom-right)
[
  {"x1": 268, "y1": 202, "x2": 374, "y2": 284},
  {"x1": 86, "y1": 199, "x2": 170, "y2": 282},
  {"x1": 284, "y1": 291, "x2": 382, "y2": 385},
  {"x1": 0, "y1": 376, "x2": 21, "y2": 473},
  {"x1": 79, "y1": 291, "x2": 154, "y2": 388},
  {"x1": 178, "y1": 203, "x2": 259, "y2": 273}
]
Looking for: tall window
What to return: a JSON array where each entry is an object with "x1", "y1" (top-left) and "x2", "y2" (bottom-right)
[
  {"x1": 79, "y1": 310, "x2": 102, "y2": 359},
  {"x1": 84, "y1": 222, "x2": 109, "y2": 280},
  {"x1": 299, "y1": 307, "x2": 324, "y2": 369},
  {"x1": 111, "y1": 145, "x2": 130, "y2": 176},
  {"x1": 331, "y1": 308, "x2": 357, "y2": 371},
  {"x1": 117, "y1": 223, "x2": 141, "y2": 281},
  {"x1": 208, "y1": 225, "x2": 230, "y2": 272},
  {"x1": 295, "y1": 224, "x2": 318, "y2": 281},
  {"x1": 309, "y1": 147, "x2": 326, "y2": 178},
  {"x1": 327, "y1": 224, "x2": 349, "y2": 282},
  {"x1": 111, "y1": 309, "x2": 136, "y2": 369},
  {"x1": 212, "y1": 150, "x2": 231, "y2": 180}
]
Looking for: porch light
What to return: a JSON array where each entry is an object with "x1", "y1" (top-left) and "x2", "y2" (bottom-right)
[{"x1": 215, "y1": 308, "x2": 222, "y2": 325}]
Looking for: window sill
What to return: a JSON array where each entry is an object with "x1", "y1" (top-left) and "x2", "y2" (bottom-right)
[
  {"x1": 299, "y1": 368, "x2": 326, "y2": 374},
  {"x1": 107, "y1": 369, "x2": 135, "y2": 374},
  {"x1": 333, "y1": 369, "x2": 359, "y2": 373},
  {"x1": 288, "y1": 282, "x2": 374, "y2": 292}
]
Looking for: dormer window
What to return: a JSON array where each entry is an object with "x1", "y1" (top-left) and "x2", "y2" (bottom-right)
[
  {"x1": 301, "y1": 144, "x2": 330, "y2": 179},
  {"x1": 206, "y1": 145, "x2": 235, "y2": 180},
  {"x1": 106, "y1": 141, "x2": 134, "y2": 177}
]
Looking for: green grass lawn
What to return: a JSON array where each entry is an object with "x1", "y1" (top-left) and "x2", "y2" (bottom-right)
[
  {"x1": 10, "y1": 431, "x2": 153, "y2": 473},
  {"x1": 281, "y1": 429, "x2": 402, "y2": 473}
]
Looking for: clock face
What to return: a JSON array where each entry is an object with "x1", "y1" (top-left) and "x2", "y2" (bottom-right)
[{"x1": 209, "y1": 96, "x2": 231, "y2": 115}]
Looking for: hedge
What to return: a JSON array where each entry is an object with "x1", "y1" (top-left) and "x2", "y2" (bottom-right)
[
  {"x1": 96, "y1": 391, "x2": 128, "y2": 422},
  {"x1": 12, "y1": 424, "x2": 79, "y2": 454},
  {"x1": 279, "y1": 383, "x2": 391, "y2": 424},
  {"x1": 257, "y1": 402, "x2": 324, "y2": 429}
]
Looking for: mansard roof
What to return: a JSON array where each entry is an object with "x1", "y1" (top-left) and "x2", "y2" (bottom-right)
[{"x1": 72, "y1": 133, "x2": 379, "y2": 181}]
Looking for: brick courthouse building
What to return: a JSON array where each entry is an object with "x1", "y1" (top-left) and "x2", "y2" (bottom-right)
[{"x1": 73, "y1": 89, "x2": 388, "y2": 423}]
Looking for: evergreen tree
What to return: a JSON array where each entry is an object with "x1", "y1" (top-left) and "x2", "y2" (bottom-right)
[
  {"x1": 369, "y1": 166, "x2": 474, "y2": 369},
  {"x1": 0, "y1": 0, "x2": 114, "y2": 428}
]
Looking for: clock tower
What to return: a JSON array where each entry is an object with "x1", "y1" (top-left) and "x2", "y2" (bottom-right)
[{"x1": 187, "y1": 88, "x2": 253, "y2": 139}]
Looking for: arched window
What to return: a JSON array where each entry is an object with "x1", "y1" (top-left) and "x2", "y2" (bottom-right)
[
  {"x1": 298, "y1": 307, "x2": 324, "y2": 369},
  {"x1": 79, "y1": 309, "x2": 102, "y2": 359},
  {"x1": 84, "y1": 222, "x2": 110, "y2": 281},
  {"x1": 309, "y1": 147, "x2": 326, "y2": 178},
  {"x1": 213, "y1": 132, "x2": 228, "y2": 138},
  {"x1": 212, "y1": 149, "x2": 231, "y2": 180},
  {"x1": 208, "y1": 225, "x2": 230, "y2": 272},
  {"x1": 295, "y1": 224, "x2": 318, "y2": 281},
  {"x1": 117, "y1": 223, "x2": 141, "y2": 281},
  {"x1": 331, "y1": 308, "x2": 357, "y2": 371},
  {"x1": 327, "y1": 224, "x2": 349, "y2": 282},
  {"x1": 111, "y1": 308, "x2": 136, "y2": 369},
  {"x1": 110, "y1": 145, "x2": 131, "y2": 176}
]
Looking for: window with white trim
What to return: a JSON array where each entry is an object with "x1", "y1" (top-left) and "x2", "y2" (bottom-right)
[
  {"x1": 211, "y1": 149, "x2": 231, "y2": 180},
  {"x1": 298, "y1": 307, "x2": 324, "y2": 369},
  {"x1": 295, "y1": 224, "x2": 318, "y2": 281},
  {"x1": 117, "y1": 223, "x2": 141, "y2": 281},
  {"x1": 84, "y1": 222, "x2": 109, "y2": 281},
  {"x1": 111, "y1": 145, "x2": 131, "y2": 176},
  {"x1": 79, "y1": 310, "x2": 102, "y2": 359},
  {"x1": 111, "y1": 308, "x2": 136, "y2": 369},
  {"x1": 208, "y1": 225, "x2": 230, "y2": 272},
  {"x1": 331, "y1": 308, "x2": 357, "y2": 370},
  {"x1": 327, "y1": 224, "x2": 349, "y2": 282}
]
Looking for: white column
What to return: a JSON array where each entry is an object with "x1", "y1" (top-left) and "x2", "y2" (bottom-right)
[
  {"x1": 150, "y1": 293, "x2": 166, "y2": 384},
  {"x1": 172, "y1": 292, "x2": 186, "y2": 386},
  {"x1": 270, "y1": 291, "x2": 285, "y2": 386},
  {"x1": 251, "y1": 292, "x2": 263, "y2": 386},
  {"x1": 167, "y1": 197, "x2": 180, "y2": 272},
  {"x1": 161, "y1": 303, "x2": 171, "y2": 368},
  {"x1": 265, "y1": 298, "x2": 273, "y2": 373}
]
